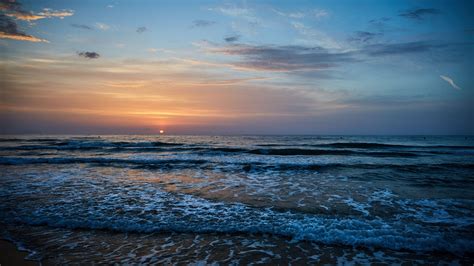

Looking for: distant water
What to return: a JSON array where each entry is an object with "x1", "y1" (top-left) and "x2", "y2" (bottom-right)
[{"x1": 0, "y1": 135, "x2": 473, "y2": 264}]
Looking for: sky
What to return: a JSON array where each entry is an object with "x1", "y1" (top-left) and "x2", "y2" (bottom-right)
[{"x1": 0, "y1": 0, "x2": 473, "y2": 135}]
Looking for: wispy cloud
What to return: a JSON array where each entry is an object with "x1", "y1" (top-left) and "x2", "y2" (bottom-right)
[
  {"x1": 78, "y1": 51, "x2": 100, "y2": 59},
  {"x1": 95, "y1": 22, "x2": 110, "y2": 31},
  {"x1": 273, "y1": 8, "x2": 328, "y2": 19},
  {"x1": 399, "y1": 8, "x2": 440, "y2": 20},
  {"x1": 147, "y1": 48, "x2": 175, "y2": 54},
  {"x1": 0, "y1": 14, "x2": 48, "y2": 42},
  {"x1": 209, "y1": 6, "x2": 260, "y2": 25},
  {"x1": 36, "y1": 8, "x2": 73, "y2": 19},
  {"x1": 71, "y1": 23, "x2": 92, "y2": 30},
  {"x1": 440, "y1": 75, "x2": 462, "y2": 90},
  {"x1": 192, "y1": 19, "x2": 216, "y2": 27},
  {"x1": 208, "y1": 43, "x2": 355, "y2": 72},
  {"x1": 368, "y1": 17, "x2": 391, "y2": 32},
  {"x1": 363, "y1": 41, "x2": 441, "y2": 56},
  {"x1": 311, "y1": 9, "x2": 329, "y2": 19},
  {"x1": 348, "y1": 31, "x2": 383, "y2": 43},
  {"x1": 210, "y1": 6, "x2": 251, "y2": 17},
  {"x1": 291, "y1": 22, "x2": 342, "y2": 50},
  {"x1": 136, "y1": 26, "x2": 147, "y2": 33}
]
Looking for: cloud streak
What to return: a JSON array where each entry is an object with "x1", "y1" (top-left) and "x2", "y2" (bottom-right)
[
  {"x1": 192, "y1": 19, "x2": 216, "y2": 27},
  {"x1": 71, "y1": 23, "x2": 92, "y2": 30},
  {"x1": 349, "y1": 31, "x2": 382, "y2": 43},
  {"x1": 209, "y1": 43, "x2": 355, "y2": 71},
  {"x1": 399, "y1": 8, "x2": 440, "y2": 20},
  {"x1": 273, "y1": 8, "x2": 328, "y2": 19},
  {"x1": 363, "y1": 41, "x2": 441, "y2": 56},
  {"x1": 440, "y1": 75, "x2": 462, "y2": 90},
  {"x1": 95, "y1": 22, "x2": 110, "y2": 30}
]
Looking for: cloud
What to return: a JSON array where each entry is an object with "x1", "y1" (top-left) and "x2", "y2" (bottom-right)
[
  {"x1": 147, "y1": 48, "x2": 174, "y2": 54},
  {"x1": 209, "y1": 43, "x2": 355, "y2": 71},
  {"x1": 0, "y1": 14, "x2": 47, "y2": 42},
  {"x1": 224, "y1": 35, "x2": 240, "y2": 43},
  {"x1": 0, "y1": 0, "x2": 71, "y2": 42},
  {"x1": 440, "y1": 75, "x2": 462, "y2": 90},
  {"x1": 399, "y1": 8, "x2": 440, "y2": 20},
  {"x1": 209, "y1": 6, "x2": 260, "y2": 25},
  {"x1": 78, "y1": 51, "x2": 100, "y2": 59},
  {"x1": 363, "y1": 41, "x2": 441, "y2": 56},
  {"x1": 368, "y1": 17, "x2": 392, "y2": 32},
  {"x1": 291, "y1": 21, "x2": 342, "y2": 49},
  {"x1": 311, "y1": 9, "x2": 329, "y2": 19},
  {"x1": 348, "y1": 31, "x2": 383, "y2": 43},
  {"x1": 273, "y1": 8, "x2": 328, "y2": 20},
  {"x1": 0, "y1": 0, "x2": 73, "y2": 21},
  {"x1": 36, "y1": 8, "x2": 73, "y2": 19},
  {"x1": 273, "y1": 9, "x2": 304, "y2": 19},
  {"x1": 136, "y1": 26, "x2": 147, "y2": 33},
  {"x1": 95, "y1": 22, "x2": 110, "y2": 30},
  {"x1": 192, "y1": 19, "x2": 216, "y2": 27},
  {"x1": 0, "y1": 0, "x2": 41, "y2": 21},
  {"x1": 71, "y1": 23, "x2": 92, "y2": 30},
  {"x1": 211, "y1": 6, "x2": 251, "y2": 17}
]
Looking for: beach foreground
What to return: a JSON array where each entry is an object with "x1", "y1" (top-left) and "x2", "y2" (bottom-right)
[
  {"x1": 0, "y1": 240, "x2": 39, "y2": 266},
  {"x1": 0, "y1": 135, "x2": 473, "y2": 264}
]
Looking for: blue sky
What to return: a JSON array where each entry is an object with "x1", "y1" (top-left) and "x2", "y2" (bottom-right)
[{"x1": 1, "y1": 0, "x2": 473, "y2": 134}]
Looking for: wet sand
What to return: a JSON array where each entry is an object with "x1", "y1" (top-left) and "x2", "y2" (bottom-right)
[{"x1": 0, "y1": 240, "x2": 38, "y2": 266}]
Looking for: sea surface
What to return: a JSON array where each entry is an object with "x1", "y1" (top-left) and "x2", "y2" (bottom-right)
[{"x1": 0, "y1": 135, "x2": 473, "y2": 264}]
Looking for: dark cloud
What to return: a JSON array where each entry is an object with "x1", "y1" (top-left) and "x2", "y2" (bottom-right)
[
  {"x1": 363, "y1": 42, "x2": 437, "y2": 56},
  {"x1": 0, "y1": 13, "x2": 18, "y2": 33},
  {"x1": 399, "y1": 8, "x2": 440, "y2": 20},
  {"x1": 0, "y1": 0, "x2": 22, "y2": 12},
  {"x1": 361, "y1": 41, "x2": 456, "y2": 56},
  {"x1": 0, "y1": 0, "x2": 33, "y2": 19},
  {"x1": 71, "y1": 23, "x2": 92, "y2": 30},
  {"x1": 368, "y1": 17, "x2": 390, "y2": 24},
  {"x1": 192, "y1": 19, "x2": 216, "y2": 27},
  {"x1": 77, "y1": 51, "x2": 100, "y2": 59},
  {"x1": 224, "y1": 35, "x2": 240, "y2": 43},
  {"x1": 0, "y1": 13, "x2": 45, "y2": 42},
  {"x1": 136, "y1": 26, "x2": 147, "y2": 33},
  {"x1": 348, "y1": 31, "x2": 382, "y2": 43},
  {"x1": 0, "y1": 0, "x2": 67, "y2": 21},
  {"x1": 211, "y1": 44, "x2": 356, "y2": 71},
  {"x1": 367, "y1": 17, "x2": 394, "y2": 33}
]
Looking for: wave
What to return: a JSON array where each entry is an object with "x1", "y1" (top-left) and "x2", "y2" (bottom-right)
[
  {"x1": 0, "y1": 140, "x2": 185, "y2": 151},
  {"x1": 0, "y1": 157, "x2": 208, "y2": 166},
  {"x1": 3, "y1": 195, "x2": 473, "y2": 256},
  {"x1": 258, "y1": 142, "x2": 474, "y2": 150},
  {"x1": 247, "y1": 148, "x2": 419, "y2": 157},
  {"x1": 1, "y1": 156, "x2": 473, "y2": 172}
]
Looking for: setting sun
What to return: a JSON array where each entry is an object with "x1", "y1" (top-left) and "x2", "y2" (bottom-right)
[{"x1": 159, "y1": 130, "x2": 164, "y2": 134}]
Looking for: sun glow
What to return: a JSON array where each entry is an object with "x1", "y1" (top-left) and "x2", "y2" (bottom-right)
[{"x1": 159, "y1": 129, "x2": 165, "y2": 134}]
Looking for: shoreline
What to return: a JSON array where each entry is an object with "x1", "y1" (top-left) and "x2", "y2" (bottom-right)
[{"x1": 0, "y1": 239, "x2": 40, "y2": 266}]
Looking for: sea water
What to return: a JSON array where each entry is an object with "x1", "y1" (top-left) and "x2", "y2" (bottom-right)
[{"x1": 0, "y1": 135, "x2": 473, "y2": 264}]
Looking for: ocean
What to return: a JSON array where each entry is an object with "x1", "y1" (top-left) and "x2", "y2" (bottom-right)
[{"x1": 0, "y1": 135, "x2": 473, "y2": 264}]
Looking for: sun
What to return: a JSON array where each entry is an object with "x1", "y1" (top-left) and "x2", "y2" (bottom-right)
[{"x1": 159, "y1": 129, "x2": 164, "y2": 134}]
